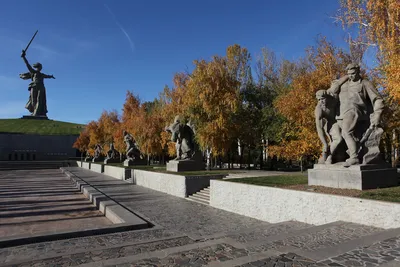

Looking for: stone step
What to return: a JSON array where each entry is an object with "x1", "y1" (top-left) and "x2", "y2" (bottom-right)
[
  {"x1": 186, "y1": 196, "x2": 210, "y2": 205},
  {"x1": 197, "y1": 190, "x2": 210, "y2": 195},
  {"x1": 190, "y1": 192, "x2": 209, "y2": 201}
]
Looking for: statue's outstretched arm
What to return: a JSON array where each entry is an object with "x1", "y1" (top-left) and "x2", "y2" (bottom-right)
[
  {"x1": 21, "y1": 51, "x2": 35, "y2": 73},
  {"x1": 43, "y1": 74, "x2": 55, "y2": 79}
]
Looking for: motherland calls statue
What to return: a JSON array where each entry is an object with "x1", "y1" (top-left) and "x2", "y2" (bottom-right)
[
  {"x1": 19, "y1": 31, "x2": 55, "y2": 117},
  {"x1": 315, "y1": 63, "x2": 385, "y2": 167}
]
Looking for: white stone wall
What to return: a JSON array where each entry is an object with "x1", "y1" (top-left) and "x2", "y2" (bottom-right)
[
  {"x1": 90, "y1": 163, "x2": 103, "y2": 173},
  {"x1": 82, "y1": 162, "x2": 90, "y2": 169},
  {"x1": 210, "y1": 180, "x2": 400, "y2": 229},
  {"x1": 104, "y1": 165, "x2": 129, "y2": 180},
  {"x1": 133, "y1": 170, "x2": 186, "y2": 198}
]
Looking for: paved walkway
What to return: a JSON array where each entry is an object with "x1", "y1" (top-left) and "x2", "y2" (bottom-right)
[{"x1": 1, "y1": 167, "x2": 400, "y2": 266}]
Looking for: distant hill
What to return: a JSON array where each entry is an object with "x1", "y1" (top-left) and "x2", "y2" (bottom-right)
[{"x1": 0, "y1": 118, "x2": 86, "y2": 135}]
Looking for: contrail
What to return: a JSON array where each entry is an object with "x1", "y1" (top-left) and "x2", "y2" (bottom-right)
[{"x1": 104, "y1": 3, "x2": 135, "y2": 54}]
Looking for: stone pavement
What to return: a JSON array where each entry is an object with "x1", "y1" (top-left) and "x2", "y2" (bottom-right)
[{"x1": 1, "y1": 167, "x2": 400, "y2": 266}]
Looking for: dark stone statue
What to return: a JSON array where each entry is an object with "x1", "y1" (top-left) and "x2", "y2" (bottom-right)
[
  {"x1": 92, "y1": 144, "x2": 103, "y2": 162},
  {"x1": 315, "y1": 64, "x2": 385, "y2": 167},
  {"x1": 165, "y1": 116, "x2": 199, "y2": 161},
  {"x1": 104, "y1": 142, "x2": 120, "y2": 164},
  {"x1": 20, "y1": 50, "x2": 55, "y2": 117},
  {"x1": 106, "y1": 143, "x2": 117, "y2": 159},
  {"x1": 123, "y1": 131, "x2": 144, "y2": 166},
  {"x1": 84, "y1": 151, "x2": 92, "y2": 162}
]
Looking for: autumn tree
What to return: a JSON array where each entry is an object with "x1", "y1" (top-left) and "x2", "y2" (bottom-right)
[
  {"x1": 98, "y1": 110, "x2": 120, "y2": 152},
  {"x1": 73, "y1": 128, "x2": 90, "y2": 155},
  {"x1": 185, "y1": 54, "x2": 241, "y2": 156},
  {"x1": 122, "y1": 91, "x2": 165, "y2": 162}
]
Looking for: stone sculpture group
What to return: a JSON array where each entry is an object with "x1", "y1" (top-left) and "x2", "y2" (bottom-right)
[{"x1": 315, "y1": 64, "x2": 384, "y2": 167}]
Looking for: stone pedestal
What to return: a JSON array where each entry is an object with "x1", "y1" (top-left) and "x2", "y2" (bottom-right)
[
  {"x1": 123, "y1": 159, "x2": 147, "y2": 167},
  {"x1": 21, "y1": 115, "x2": 49, "y2": 120},
  {"x1": 308, "y1": 164, "x2": 398, "y2": 190},
  {"x1": 166, "y1": 160, "x2": 205, "y2": 172}
]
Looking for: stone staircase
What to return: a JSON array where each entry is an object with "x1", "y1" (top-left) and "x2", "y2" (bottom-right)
[
  {"x1": 2, "y1": 221, "x2": 400, "y2": 266},
  {"x1": 187, "y1": 186, "x2": 210, "y2": 205}
]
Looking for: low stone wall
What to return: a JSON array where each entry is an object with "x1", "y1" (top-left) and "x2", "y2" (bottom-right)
[
  {"x1": 76, "y1": 161, "x2": 82, "y2": 167},
  {"x1": 210, "y1": 180, "x2": 400, "y2": 229},
  {"x1": 133, "y1": 170, "x2": 187, "y2": 198},
  {"x1": 104, "y1": 165, "x2": 131, "y2": 180},
  {"x1": 133, "y1": 169, "x2": 224, "y2": 198},
  {"x1": 82, "y1": 162, "x2": 91, "y2": 169},
  {"x1": 90, "y1": 163, "x2": 104, "y2": 173}
]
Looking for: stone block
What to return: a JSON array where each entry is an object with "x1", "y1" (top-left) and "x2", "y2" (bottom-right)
[
  {"x1": 308, "y1": 164, "x2": 398, "y2": 190},
  {"x1": 166, "y1": 160, "x2": 205, "y2": 172},
  {"x1": 90, "y1": 163, "x2": 104, "y2": 173},
  {"x1": 104, "y1": 165, "x2": 131, "y2": 180},
  {"x1": 82, "y1": 162, "x2": 91, "y2": 169}
]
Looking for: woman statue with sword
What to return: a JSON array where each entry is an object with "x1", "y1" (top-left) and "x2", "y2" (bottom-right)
[{"x1": 19, "y1": 30, "x2": 55, "y2": 117}]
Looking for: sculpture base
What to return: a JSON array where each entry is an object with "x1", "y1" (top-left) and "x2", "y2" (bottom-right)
[
  {"x1": 123, "y1": 159, "x2": 147, "y2": 167},
  {"x1": 308, "y1": 163, "x2": 398, "y2": 190},
  {"x1": 104, "y1": 158, "x2": 120, "y2": 164},
  {"x1": 166, "y1": 160, "x2": 205, "y2": 172},
  {"x1": 21, "y1": 115, "x2": 49, "y2": 120}
]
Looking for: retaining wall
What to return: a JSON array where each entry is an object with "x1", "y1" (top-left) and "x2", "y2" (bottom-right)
[{"x1": 210, "y1": 179, "x2": 400, "y2": 229}]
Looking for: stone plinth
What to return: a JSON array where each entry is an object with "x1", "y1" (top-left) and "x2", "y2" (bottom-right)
[
  {"x1": 123, "y1": 159, "x2": 147, "y2": 167},
  {"x1": 166, "y1": 160, "x2": 205, "y2": 172},
  {"x1": 308, "y1": 164, "x2": 397, "y2": 190},
  {"x1": 21, "y1": 115, "x2": 49, "y2": 120}
]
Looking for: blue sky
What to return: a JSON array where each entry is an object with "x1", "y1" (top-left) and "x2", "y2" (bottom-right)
[{"x1": 0, "y1": 0, "x2": 369, "y2": 124}]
